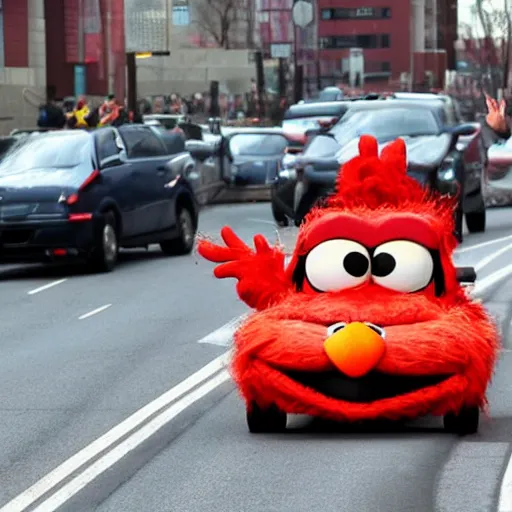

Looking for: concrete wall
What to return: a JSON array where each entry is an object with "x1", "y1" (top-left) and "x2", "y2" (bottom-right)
[
  {"x1": 0, "y1": 0, "x2": 45, "y2": 135},
  {"x1": 136, "y1": 49, "x2": 255, "y2": 96}
]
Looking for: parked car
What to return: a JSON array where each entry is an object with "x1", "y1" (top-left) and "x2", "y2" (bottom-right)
[
  {"x1": 281, "y1": 101, "x2": 353, "y2": 138},
  {"x1": 485, "y1": 137, "x2": 512, "y2": 206},
  {"x1": 271, "y1": 100, "x2": 486, "y2": 241},
  {"x1": 0, "y1": 125, "x2": 203, "y2": 271}
]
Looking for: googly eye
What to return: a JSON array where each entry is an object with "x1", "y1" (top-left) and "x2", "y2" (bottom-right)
[
  {"x1": 305, "y1": 239, "x2": 371, "y2": 292},
  {"x1": 372, "y1": 240, "x2": 434, "y2": 293}
]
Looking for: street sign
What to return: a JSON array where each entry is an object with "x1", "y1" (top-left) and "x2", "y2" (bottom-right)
[
  {"x1": 271, "y1": 44, "x2": 292, "y2": 59},
  {"x1": 292, "y1": 0, "x2": 314, "y2": 28}
]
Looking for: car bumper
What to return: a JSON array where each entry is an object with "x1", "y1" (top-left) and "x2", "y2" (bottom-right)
[{"x1": 0, "y1": 217, "x2": 97, "y2": 262}]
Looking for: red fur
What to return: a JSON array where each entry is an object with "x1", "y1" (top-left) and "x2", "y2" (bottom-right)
[{"x1": 198, "y1": 135, "x2": 500, "y2": 422}]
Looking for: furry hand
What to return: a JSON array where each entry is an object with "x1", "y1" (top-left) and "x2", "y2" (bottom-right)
[{"x1": 198, "y1": 226, "x2": 290, "y2": 310}]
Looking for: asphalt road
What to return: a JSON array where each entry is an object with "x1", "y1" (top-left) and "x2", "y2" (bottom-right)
[{"x1": 1, "y1": 203, "x2": 512, "y2": 512}]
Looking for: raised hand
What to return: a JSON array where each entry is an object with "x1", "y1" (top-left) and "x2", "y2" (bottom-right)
[
  {"x1": 198, "y1": 226, "x2": 291, "y2": 310},
  {"x1": 485, "y1": 93, "x2": 508, "y2": 133}
]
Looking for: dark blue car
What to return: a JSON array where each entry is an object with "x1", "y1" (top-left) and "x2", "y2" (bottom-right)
[{"x1": 0, "y1": 125, "x2": 200, "y2": 272}]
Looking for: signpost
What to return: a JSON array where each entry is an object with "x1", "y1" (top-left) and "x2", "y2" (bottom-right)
[{"x1": 291, "y1": 0, "x2": 315, "y2": 103}]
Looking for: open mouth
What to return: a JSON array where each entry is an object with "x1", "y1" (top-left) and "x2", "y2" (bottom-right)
[{"x1": 280, "y1": 369, "x2": 453, "y2": 403}]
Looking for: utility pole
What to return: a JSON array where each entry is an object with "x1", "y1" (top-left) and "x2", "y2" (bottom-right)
[
  {"x1": 126, "y1": 53, "x2": 137, "y2": 114},
  {"x1": 106, "y1": 0, "x2": 114, "y2": 95}
]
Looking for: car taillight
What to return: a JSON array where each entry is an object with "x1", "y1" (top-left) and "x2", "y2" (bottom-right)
[
  {"x1": 66, "y1": 169, "x2": 100, "y2": 205},
  {"x1": 68, "y1": 213, "x2": 93, "y2": 222}
]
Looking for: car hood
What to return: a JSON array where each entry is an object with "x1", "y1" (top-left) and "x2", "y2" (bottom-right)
[{"x1": 335, "y1": 135, "x2": 452, "y2": 168}]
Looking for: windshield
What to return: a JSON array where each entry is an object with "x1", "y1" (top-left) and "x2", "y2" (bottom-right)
[
  {"x1": 282, "y1": 116, "x2": 338, "y2": 133},
  {"x1": 229, "y1": 133, "x2": 288, "y2": 156},
  {"x1": 330, "y1": 108, "x2": 440, "y2": 146},
  {"x1": 0, "y1": 134, "x2": 92, "y2": 176}
]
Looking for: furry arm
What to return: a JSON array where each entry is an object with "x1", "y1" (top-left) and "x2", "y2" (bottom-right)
[{"x1": 197, "y1": 226, "x2": 291, "y2": 310}]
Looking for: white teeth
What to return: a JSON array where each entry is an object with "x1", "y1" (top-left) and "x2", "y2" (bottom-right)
[{"x1": 327, "y1": 322, "x2": 347, "y2": 336}]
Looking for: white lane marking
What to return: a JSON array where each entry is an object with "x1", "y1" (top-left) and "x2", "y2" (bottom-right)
[
  {"x1": 457, "y1": 233, "x2": 512, "y2": 254},
  {"x1": 198, "y1": 314, "x2": 249, "y2": 346},
  {"x1": 31, "y1": 370, "x2": 231, "y2": 512},
  {"x1": 78, "y1": 304, "x2": 112, "y2": 320},
  {"x1": 474, "y1": 242, "x2": 512, "y2": 272},
  {"x1": 27, "y1": 279, "x2": 67, "y2": 296},
  {"x1": 247, "y1": 218, "x2": 277, "y2": 225},
  {"x1": 0, "y1": 351, "x2": 231, "y2": 512},
  {"x1": 471, "y1": 263, "x2": 512, "y2": 299},
  {"x1": 499, "y1": 451, "x2": 512, "y2": 511}
]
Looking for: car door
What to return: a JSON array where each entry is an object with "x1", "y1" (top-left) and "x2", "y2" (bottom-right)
[
  {"x1": 95, "y1": 128, "x2": 138, "y2": 238},
  {"x1": 118, "y1": 126, "x2": 169, "y2": 235}
]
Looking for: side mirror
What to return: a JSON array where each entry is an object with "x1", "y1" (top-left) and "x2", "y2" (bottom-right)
[
  {"x1": 185, "y1": 140, "x2": 214, "y2": 161},
  {"x1": 456, "y1": 266, "x2": 476, "y2": 284}
]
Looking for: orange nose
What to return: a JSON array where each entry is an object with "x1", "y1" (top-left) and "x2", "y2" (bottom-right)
[{"x1": 324, "y1": 322, "x2": 386, "y2": 378}]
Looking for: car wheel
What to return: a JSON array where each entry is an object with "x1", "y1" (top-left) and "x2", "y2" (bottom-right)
[
  {"x1": 89, "y1": 211, "x2": 118, "y2": 273},
  {"x1": 465, "y1": 209, "x2": 486, "y2": 233},
  {"x1": 443, "y1": 406, "x2": 479, "y2": 436},
  {"x1": 271, "y1": 202, "x2": 289, "y2": 227},
  {"x1": 160, "y1": 205, "x2": 196, "y2": 256},
  {"x1": 246, "y1": 402, "x2": 287, "y2": 433},
  {"x1": 295, "y1": 189, "x2": 321, "y2": 227}
]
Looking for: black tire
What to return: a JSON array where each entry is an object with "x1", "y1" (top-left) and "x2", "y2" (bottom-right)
[
  {"x1": 89, "y1": 211, "x2": 118, "y2": 273},
  {"x1": 443, "y1": 406, "x2": 479, "y2": 436},
  {"x1": 465, "y1": 209, "x2": 486, "y2": 233},
  {"x1": 246, "y1": 402, "x2": 287, "y2": 433},
  {"x1": 271, "y1": 202, "x2": 289, "y2": 227},
  {"x1": 160, "y1": 205, "x2": 196, "y2": 256},
  {"x1": 454, "y1": 205, "x2": 464, "y2": 243}
]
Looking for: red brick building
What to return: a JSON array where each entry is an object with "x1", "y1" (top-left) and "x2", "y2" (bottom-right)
[
  {"x1": 315, "y1": 0, "x2": 457, "y2": 91},
  {"x1": 44, "y1": 0, "x2": 125, "y2": 101}
]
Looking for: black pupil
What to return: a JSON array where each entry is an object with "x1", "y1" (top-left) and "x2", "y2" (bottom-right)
[
  {"x1": 372, "y1": 252, "x2": 396, "y2": 277},
  {"x1": 343, "y1": 251, "x2": 369, "y2": 278}
]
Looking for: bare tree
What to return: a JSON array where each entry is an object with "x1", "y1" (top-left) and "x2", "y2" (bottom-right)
[
  {"x1": 467, "y1": 0, "x2": 512, "y2": 94},
  {"x1": 194, "y1": 0, "x2": 246, "y2": 49}
]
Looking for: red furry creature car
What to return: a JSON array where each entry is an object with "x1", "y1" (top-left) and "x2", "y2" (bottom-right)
[{"x1": 198, "y1": 135, "x2": 500, "y2": 436}]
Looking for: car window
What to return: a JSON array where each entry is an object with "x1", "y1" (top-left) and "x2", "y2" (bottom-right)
[
  {"x1": 330, "y1": 108, "x2": 440, "y2": 146},
  {"x1": 96, "y1": 128, "x2": 120, "y2": 161},
  {"x1": 0, "y1": 135, "x2": 92, "y2": 174},
  {"x1": 304, "y1": 135, "x2": 341, "y2": 157},
  {"x1": 119, "y1": 127, "x2": 167, "y2": 158},
  {"x1": 229, "y1": 134, "x2": 288, "y2": 157},
  {"x1": 282, "y1": 116, "x2": 340, "y2": 133},
  {"x1": 161, "y1": 133, "x2": 186, "y2": 155}
]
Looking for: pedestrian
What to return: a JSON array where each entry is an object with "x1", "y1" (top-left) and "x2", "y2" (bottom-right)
[
  {"x1": 66, "y1": 95, "x2": 90, "y2": 128},
  {"x1": 37, "y1": 88, "x2": 66, "y2": 129}
]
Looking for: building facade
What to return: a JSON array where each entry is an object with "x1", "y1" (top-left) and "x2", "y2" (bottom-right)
[
  {"x1": 0, "y1": 0, "x2": 46, "y2": 134},
  {"x1": 316, "y1": 0, "x2": 457, "y2": 91}
]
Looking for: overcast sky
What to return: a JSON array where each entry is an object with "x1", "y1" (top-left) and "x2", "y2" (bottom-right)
[{"x1": 458, "y1": 0, "x2": 503, "y2": 26}]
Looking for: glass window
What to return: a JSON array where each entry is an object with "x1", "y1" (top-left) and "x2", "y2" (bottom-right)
[
  {"x1": 304, "y1": 135, "x2": 341, "y2": 158},
  {"x1": 229, "y1": 134, "x2": 288, "y2": 157},
  {"x1": 172, "y1": 4, "x2": 190, "y2": 26},
  {"x1": 96, "y1": 128, "x2": 119, "y2": 161},
  {"x1": 282, "y1": 116, "x2": 339, "y2": 133},
  {"x1": 0, "y1": 134, "x2": 92, "y2": 174},
  {"x1": 321, "y1": 7, "x2": 391, "y2": 20},
  {"x1": 330, "y1": 108, "x2": 440, "y2": 148},
  {"x1": 119, "y1": 127, "x2": 166, "y2": 158}
]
